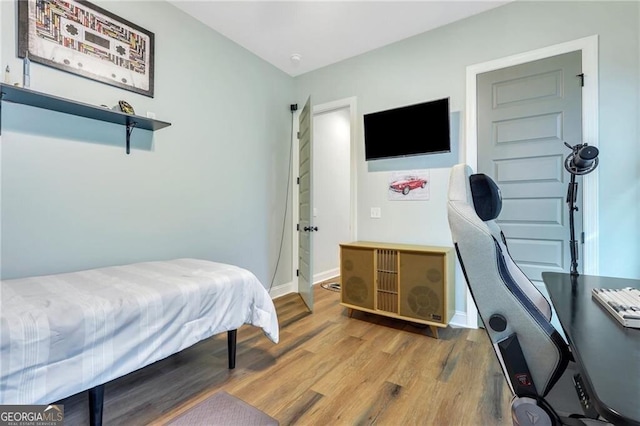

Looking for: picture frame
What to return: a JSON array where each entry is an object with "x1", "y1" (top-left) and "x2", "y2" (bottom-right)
[
  {"x1": 18, "y1": 0, "x2": 155, "y2": 97},
  {"x1": 388, "y1": 170, "x2": 430, "y2": 201}
]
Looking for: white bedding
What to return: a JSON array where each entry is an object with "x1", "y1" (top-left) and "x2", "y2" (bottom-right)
[{"x1": 0, "y1": 258, "x2": 279, "y2": 404}]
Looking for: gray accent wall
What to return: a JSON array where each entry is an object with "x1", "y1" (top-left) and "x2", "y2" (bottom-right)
[
  {"x1": 0, "y1": 1, "x2": 295, "y2": 286},
  {"x1": 294, "y1": 1, "x2": 640, "y2": 313}
]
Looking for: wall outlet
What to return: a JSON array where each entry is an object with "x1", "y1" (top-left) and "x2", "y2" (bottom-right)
[
  {"x1": 146, "y1": 111, "x2": 156, "y2": 119},
  {"x1": 370, "y1": 207, "x2": 381, "y2": 219}
]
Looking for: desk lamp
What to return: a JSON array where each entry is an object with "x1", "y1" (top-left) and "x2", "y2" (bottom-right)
[{"x1": 564, "y1": 142, "x2": 599, "y2": 276}]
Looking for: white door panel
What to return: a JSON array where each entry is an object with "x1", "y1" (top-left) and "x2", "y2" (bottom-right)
[
  {"x1": 298, "y1": 97, "x2": 314, "y2": 312},
  {"x1": 477, "y1": 52, "x2": 581, "y2": 340},
  {"x1": 478, "y1": 51, "x2": 583, "y2": 282}
]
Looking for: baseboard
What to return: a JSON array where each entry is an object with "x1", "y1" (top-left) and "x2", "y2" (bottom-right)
[
  {"x1": 269, "y1": 280, "x2": 295, "y2": 299},
  {"x1": 313, "y1": 268, "x2": 340, "y2": 285},
  {"x1": 450, "y1": 310, "x2": 474, "y2": 328},
  {"x1": 270, "y1": 267, "x2": 339, "y2": 299}
]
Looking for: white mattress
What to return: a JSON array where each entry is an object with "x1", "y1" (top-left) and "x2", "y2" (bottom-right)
[{"x1": 0, "y1": 258, "x2": 279, "y2": 404}]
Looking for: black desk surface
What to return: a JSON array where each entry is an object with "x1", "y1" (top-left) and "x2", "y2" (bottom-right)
[{"x1": 542, "y1": 272, "x2": 640, "y2": 426}]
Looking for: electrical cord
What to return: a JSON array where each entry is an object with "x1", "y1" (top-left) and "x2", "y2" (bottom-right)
[{"x1": 268, "y1": 108, "x2": 295, "y2": 292}]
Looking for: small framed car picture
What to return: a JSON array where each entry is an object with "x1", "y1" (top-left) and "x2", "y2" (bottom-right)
[{"x1": 388, "y1": 170, "x2": 430, "y2": 201}]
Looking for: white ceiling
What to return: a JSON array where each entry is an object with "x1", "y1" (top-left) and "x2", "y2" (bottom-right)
[{"x1": 169, "y1": 1, "x2": 512, "y2": 76}]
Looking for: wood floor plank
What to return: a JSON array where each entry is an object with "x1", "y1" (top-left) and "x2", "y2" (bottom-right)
[
  {"x1": 353, "y1": 381, "x2": 403, "y2": 426},
  {"x1": 275, "y1": 389, "x2": 325, "y2": 426},
  {"x1": 303, "y1": 349, "x2": 395, "y2": 425},
  {"x1": 55, "y1": 284, "x2": 512, "y2": 425},
  {"x1": 375, "y1": 336, "x2": 459, "y2": 425}
]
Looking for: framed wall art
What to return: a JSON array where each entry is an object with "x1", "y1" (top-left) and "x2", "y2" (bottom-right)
[
  {"x1": 388, "y1": 170, "x2": 430, "y2": 201},
  {"x1": 18, "y1": 0, "x2": 155, "y2": 97}
]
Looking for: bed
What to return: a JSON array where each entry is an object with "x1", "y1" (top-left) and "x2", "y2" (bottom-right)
[{"x1": 0, "y1": 258, "x2": 279, "y2": 423}]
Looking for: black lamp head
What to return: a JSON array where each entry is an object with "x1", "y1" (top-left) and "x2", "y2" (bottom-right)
[{"x1": 564, "y1": 142, "x2": 599, "y2": 175}]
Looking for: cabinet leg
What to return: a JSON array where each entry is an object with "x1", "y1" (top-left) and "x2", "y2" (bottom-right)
[{"x1": 429, "y1": 326, "x2": 439, "y2": 339}]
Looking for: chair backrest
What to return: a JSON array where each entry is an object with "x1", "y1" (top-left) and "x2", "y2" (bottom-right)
[{"x1": 447, "y1": 164, "x2": 570, "y2": 398}]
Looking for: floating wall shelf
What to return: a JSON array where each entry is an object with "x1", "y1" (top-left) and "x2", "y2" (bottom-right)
[{"x1": 0, "y1": 83, "x2": 171, "y2": 154}]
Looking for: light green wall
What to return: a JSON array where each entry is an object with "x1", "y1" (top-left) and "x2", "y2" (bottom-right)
[
  {"x1": 2, "y1": 1, "x2": 638, "y2": 307},
  {"x1": 295, "y1": 1, "x2": 640, "y2": 313},
  {"x1": 0, "y1": 1, "x2": 295, "y2": 286}
]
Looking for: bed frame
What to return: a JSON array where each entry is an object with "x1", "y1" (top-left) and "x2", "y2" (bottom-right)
[
  {"x1": 1, "y1": 259, "x2": 279, "y2": 426},
  {"x1": 87, "y1": 329, "x2": 237, "y2": 426}
]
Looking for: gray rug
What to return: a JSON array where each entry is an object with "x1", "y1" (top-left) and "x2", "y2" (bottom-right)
[{"x1": 166, "y1": 391, "x2": 279, "y2": 425}]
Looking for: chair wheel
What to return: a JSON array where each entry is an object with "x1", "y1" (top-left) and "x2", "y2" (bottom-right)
[{"x1": 512, "y1": 397, "x2": 554, "y2": 426}]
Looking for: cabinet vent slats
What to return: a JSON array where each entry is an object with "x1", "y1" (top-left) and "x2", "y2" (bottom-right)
[{"x1": 376, "y1": 249, "x2": 398, "y2": 312}]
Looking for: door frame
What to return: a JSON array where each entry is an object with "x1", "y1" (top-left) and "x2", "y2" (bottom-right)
[
  {"x1": 292, "y1": 96, "x2": 358, "y2": 292},
  {"x1": 463, "y1": 35, "x2": 599, "y2": 328}
]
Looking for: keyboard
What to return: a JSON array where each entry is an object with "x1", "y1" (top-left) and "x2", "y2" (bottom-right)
[{"x1": 592, "y1": 287, "x2": 640, "y2": 328}]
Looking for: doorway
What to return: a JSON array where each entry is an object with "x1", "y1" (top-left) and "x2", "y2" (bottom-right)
[
  {"x1": 292, "y1": 97, "x2": 357, "y2": 297},
  {"x1": 313, "y1": 106, "x2": 351, "y2": 283}
]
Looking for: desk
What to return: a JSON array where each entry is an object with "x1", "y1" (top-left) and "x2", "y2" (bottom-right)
[{"x1": 542, "y1": 272, "x2": 640, "y2": 426}]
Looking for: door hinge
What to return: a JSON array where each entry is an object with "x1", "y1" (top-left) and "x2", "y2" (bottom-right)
[
  {"x1": 581, "y1": 232, "x2": 585, "y2": 244},
  {"x1": 297, "y1": 223, "x2": 300, "y2": 231},
  {"x1": 296, "y1": 177, "x2": 300, "y2": 185},
  {"x1": 297, "y1": 131, "x2": 300, "y2": 139},
  {"x1": 577, "y1": 73, "x2": 585, "y2": 87},
  {"x1": 296, "y1": 269, "x2": 299, "y2": 277}
]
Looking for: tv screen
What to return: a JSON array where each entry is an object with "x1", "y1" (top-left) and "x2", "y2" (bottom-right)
[{"x1": 363, "y1": 98, "x2": 450, "y2": 161}]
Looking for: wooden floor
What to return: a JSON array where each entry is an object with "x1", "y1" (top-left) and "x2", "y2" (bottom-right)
[{"x1": 59, "y1": 283, "x2": 513, "y2": 425}]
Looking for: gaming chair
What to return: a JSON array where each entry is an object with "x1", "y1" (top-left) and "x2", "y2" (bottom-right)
[{"x1": 446, "y1": 164, "x2": 610, "y2": 426}]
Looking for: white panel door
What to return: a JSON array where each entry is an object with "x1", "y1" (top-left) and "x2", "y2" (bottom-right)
[
  {"x1": 298, "y1": 97, "x2": 314, "y2": 312},
  {"x1": 477, "y1": 51, "x2": 583, "y2": 286}
]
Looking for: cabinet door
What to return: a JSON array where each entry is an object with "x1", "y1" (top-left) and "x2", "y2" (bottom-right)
[
  {"x1": 399, "y1": 252, "x2": 446, "y2": 323},
  {"x1": 341, "y1": 247, "x2": 375, "y2": 310}
]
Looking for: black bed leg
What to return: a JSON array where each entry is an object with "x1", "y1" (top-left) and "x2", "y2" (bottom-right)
[
  {"x1": 227, "y1": 329, "x2": 237, "y2": 369},
  {"x1": 88, "y1": 384, "x2": 104, "y2": 426}
]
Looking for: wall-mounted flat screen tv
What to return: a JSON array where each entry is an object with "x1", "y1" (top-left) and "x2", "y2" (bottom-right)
[{"x1": 364, "y1": 97, "x2": 450, "y2": 161}]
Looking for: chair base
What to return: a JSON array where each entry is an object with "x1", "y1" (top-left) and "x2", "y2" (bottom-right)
[
  {"x1": 510, "y1": 362, "x2": 614, "y2": 426},
  {"x1": 512, "y1": 397, "x2": 554, "y2": 426},
  {"x1": 511, "y1": 396, "x2": 613, "y2": 426}
]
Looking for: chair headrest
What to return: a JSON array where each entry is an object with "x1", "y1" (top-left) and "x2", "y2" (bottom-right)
[{"x1": 470, "y1": 174, "x2": 502, "y2": 221}]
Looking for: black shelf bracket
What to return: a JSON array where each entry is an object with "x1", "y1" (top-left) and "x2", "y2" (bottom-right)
[{"x1": 125, "y1": 121, "x2": 137, "y2": 155}]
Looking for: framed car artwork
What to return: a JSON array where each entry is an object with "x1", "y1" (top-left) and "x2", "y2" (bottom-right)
[{"x1": 388, "y1": 170, "x2": 430, "y2": 200}]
